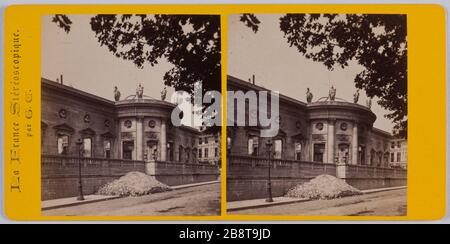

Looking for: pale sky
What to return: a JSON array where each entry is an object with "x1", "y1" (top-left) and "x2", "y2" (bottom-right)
[
  {"x1": 42, "y1": 14, "x2": 395, "y2": 132},
  {"x1": 42, "y1": 15, "x2": 176, "y2": 102},
  {"x1": 227, "y1": 14, "x2": 394, "y2": 133}
]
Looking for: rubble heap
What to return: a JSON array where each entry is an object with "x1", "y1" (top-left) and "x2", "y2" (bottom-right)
[
  {"x1": 286, "y1": 175, "x2": 362, "y2": 200},
  {"x1": 98, "y1": 172, "x2": 171, "y2": 197}
]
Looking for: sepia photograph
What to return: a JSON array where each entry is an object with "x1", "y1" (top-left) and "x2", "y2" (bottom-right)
[
  {"x1": 40, "y1": 14, "x2": 222, "y2": 216},
  {"x1": 226, "y1": 14, "x2": 408, "y2": 216}
]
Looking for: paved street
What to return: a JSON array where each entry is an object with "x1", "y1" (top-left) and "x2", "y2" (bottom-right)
[
  {"x1": 43, "y1": 183, "x2": 221, "y2": 216},
  {"x1": 231, "y1": 189, "x2": 407, "y2": 216}
]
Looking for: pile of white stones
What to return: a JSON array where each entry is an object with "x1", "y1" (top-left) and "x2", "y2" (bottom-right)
[
  {"x1": 97, "y1": 172, "x2": 171, "y2": 197},
  {"x1": 286, "y1": 175, "x2": 362, "y2": 200}
]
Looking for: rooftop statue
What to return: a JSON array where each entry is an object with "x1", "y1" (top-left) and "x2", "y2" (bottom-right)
[
  {"x1": 114, "y1": 86, "x2": 121, "y2": 102},
  {"x1": 353, "y1": 89, "x2": 360, "y2": 104},
  {"x1": 306, "y1": 88, "x2": 313, "y2": 103},
  {"x1": 329, "y1": 85, "x2": 336, "y2": 101},
  {"x1": 136, "y1": 83, "x2": 144, "y2": 99},
  {"x1": 161, "y1": 87, "x2": 167, "y2": 101}
]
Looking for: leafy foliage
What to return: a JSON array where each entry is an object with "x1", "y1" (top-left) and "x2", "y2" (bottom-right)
[
  {"x1": 89, "y1": 14, "x2": 221, "y2": 95},
  {"x1": 52, "y1": 14, "x2": 73, "y2": 33},
  {"x1": 53, "y1": 14, "x2": 222, "y2": 132},
  {"x1": 243, "y1": 14, "x2": 407, "y2": 137},
  {"x1": 239, "y1": 14, "x2": 261, "y2": 33}
]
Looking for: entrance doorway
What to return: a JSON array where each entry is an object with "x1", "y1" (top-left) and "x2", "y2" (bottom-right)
[
  {"x1": 337, "y1": 143, "x2": 350, "y2": 164},
  {"x1": 313, "y1": 143, "x2": 325, "y2": 163},
  {"x1": 122, "y1": 141, "x2": 134, "y2": 160},
  {"x1": 146, "y1": 140, "x2": 158, "y2": 161}
]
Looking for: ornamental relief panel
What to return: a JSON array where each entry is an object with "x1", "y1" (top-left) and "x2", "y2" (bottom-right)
[
  {"x1": 121, "y1": 132, "x2": 134, "y2": 139},
  {"x1": 145, "y1": 132, "x2": 159, "y2": 140},
  {"x1": 336, "y1": 134, "x2": 350, "y2": 142},
  {"x1": 312, "y1": 134, "x2": 326, "y2": 141}
]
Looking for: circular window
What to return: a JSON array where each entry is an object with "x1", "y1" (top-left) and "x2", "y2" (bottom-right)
[
  {"x1": 104, "y1": 119, "x2": 111, "y2": 127},
  {"x1": 84, "y1": 114, "x2": 91, "y2": 123},
  {"x1": 340, "y1": 122, "x2": 348, "y2": 131},
  {"x1": 58, "y1": 109, "x2": 67, "y2": 119},
  {"x1": 316, "y1": 122, "x2": 324, "y2": 131},
  {"x1": 148, "y1": 120, "x2": 156, "y2": 128},
  {"x1": 124, "y1": 120, "x2": 132, "y2": 128}
]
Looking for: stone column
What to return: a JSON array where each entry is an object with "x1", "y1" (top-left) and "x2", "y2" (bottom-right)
[
  {"x1": 160, "y1": 119, "x2": 167, "y2": 162},
  {"x1": 366, "y1": 130, "x2": 371, "y2": 165},
  {"x1": 327, "y1": 119, "x2": 335, "y2": 164},
  {"x1": 136, "y1": 117, "x2": 144, "y2": 161},
  {"x1": 352, "y1": 122, "x2": 358, "y2": 165}
]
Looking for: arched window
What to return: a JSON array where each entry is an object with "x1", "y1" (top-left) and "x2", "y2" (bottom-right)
[
  {"x1": 313, "y1": 143, "x2": 325, "y2": 163},
  {"x1": 57, "y1": 135, "x2": 69, "y2": 155},
  {"x1": 358, "y1": 146, "x2": 366, "y2": 165},
  {"x1": 101, "y1": 132, "x2": 115, "y2": 159},
  {"x1": 167, "y1": 142, "x2": 174, "y2": 161},
  {"x1": 82, "y1": 138, "x2": 92, "y2": 158},
  {"x1": 295, "y1": 142, "x2": 302, "y2": 161},
  {"x1": 54, "y1": 123, "x2": 75, "y2": 155},
  {"x1": 104, "y1": 140, "x2": 111, "y2": 159},
  {"x1": 122, "y1": 141, "x2": 134, "y2": 160},
  {"x1": 338, "y1": 143, "x2": 350, "y2": 164},
  {"x1": 274, "y1": 139, "x2": 283, "y2": 159},
  {"x1": 248, "y1": 136, "x2": 259, "y2": 156},
  {"x1": 79, "y1": 128, "x2": 95, "y2": 158}
]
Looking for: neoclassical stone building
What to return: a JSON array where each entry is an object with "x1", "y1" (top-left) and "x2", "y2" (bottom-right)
[
  {"x1": 41, "y1": 78, "x2": 221, "y2": 200},
  {"x1": 42, "y1": 78, "x2": 202, "y2": 163},
  {"x1": 227, "y1": 75, "x2": 405, "y2": 168}
]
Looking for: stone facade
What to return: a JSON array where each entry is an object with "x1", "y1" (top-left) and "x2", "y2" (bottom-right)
[
  {"x1": 42, "y1": 78, "x2": 200, "y2": 163},
  {"x1": 226, "y1": 75, "x2": 407, "y2": 201},
  {"x1": 227, "y1": 75, "x2": 405, "y2": 166},
  {"x1": 41, "y1": 78, "x2": 220, "y2": 200},
  {"x1": 42, "y1": 79, "x2": 117, "y2": 158}
]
